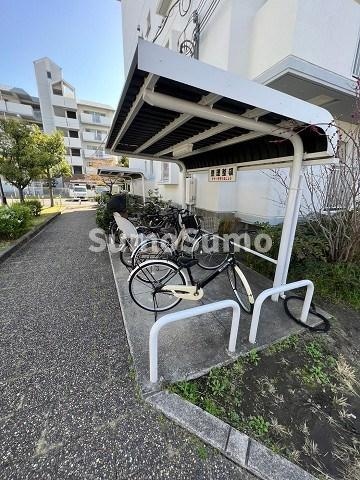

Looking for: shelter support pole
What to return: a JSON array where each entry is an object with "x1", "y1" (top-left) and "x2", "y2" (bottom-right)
[
  {"x1": 181, "y1": 167, "x2": 187, "y2": 208},
  {"x1": 279, "y1": 168, "x2": 305, "y2": 296},
  {"x1": 142, "y1": 90, "x2": 305, "y2": 297},
  {"x1": 271, "y1": 136, "x2": 304, "y2": 301},
  {"x1": 141, "y1": 174, "x2": 146, "y2": 204}
]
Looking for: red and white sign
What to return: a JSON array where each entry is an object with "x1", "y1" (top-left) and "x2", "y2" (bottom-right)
[{"x1": 208, "y1": 166, "x2": 237, "y2": 182}]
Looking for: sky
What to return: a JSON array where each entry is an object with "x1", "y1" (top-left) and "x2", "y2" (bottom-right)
[{"x1": 0, "y1": 0, "x2": 124, "y2": 108}]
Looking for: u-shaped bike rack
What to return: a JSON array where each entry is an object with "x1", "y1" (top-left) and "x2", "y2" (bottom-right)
[
  {"x1": 249, "y1": 279, "x2": 314, "y2": 344},
  {"x1": 149, "y1": 300, "x2": 241, "y2": 383}
]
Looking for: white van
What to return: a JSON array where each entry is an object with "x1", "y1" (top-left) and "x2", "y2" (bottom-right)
[{"x1": 70, "y1": 185, "x2": 88, "y2": 200}]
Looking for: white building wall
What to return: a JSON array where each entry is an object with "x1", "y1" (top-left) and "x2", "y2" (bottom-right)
[
  {"x1": 120, "y1": 0, "x2": 359, "y2": 223},
  {"x1": 249, "y1": 0, "x2": 360, "y2": 80}
]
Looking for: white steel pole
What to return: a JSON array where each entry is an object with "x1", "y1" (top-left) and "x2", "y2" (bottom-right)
[{"x1": 280, "y1": 168, "x2": 305, "y2": 292}]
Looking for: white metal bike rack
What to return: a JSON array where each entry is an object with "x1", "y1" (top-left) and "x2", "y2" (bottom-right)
[
  {"x1": 249, "y1": 280, "x2": 314, "y2": 344},
  {"x1": 149, "y1": 300, "x2": 241, "y2": 383}
]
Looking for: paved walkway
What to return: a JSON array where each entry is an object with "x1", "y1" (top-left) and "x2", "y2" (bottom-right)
[{"x1": 0, "y1": 208, "x2": 255, "y2": 479}]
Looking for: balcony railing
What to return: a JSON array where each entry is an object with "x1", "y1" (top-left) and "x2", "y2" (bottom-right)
[
  {"x1": 54, "y1": 116, "x2": 80, "y2": 129},
  {"x1": 63, "y1": 137, "x2": 82, "y2": 148},
  {"x1": 51, "y1": 94, "x2": 77, "y2": 109},
  {"x1": 0, "y1": 100, "x2": 40, "y2": 120},
  {"x1": 82, "y1": 131, "x2": 108, "y2": 143},
  {"x1": 80, "y1": 112, "x2": 111, "y2": 127}
]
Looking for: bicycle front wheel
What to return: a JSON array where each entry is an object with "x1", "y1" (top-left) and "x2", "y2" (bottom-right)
[
  {"x1": 228, "y1": 262, "x2": 254, "y2": 314},
  {"x1": 128, "y1": 260, "x2": 187, "y2": 312},
  {"x1": 192, "y1": 233, "x2": 229, "y2": 270}
]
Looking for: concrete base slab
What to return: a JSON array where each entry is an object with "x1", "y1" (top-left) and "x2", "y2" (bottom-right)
[{"x1": 109, "y1": 248, "x2": 331, "y2": 389}]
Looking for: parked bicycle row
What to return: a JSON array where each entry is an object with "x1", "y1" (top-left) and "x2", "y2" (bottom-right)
[{"x1": 106, "y1": 198, "x2": 256, "y2": 316}]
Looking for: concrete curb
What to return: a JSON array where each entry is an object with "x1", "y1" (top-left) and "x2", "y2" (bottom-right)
[
  {"x1": 0, "y1": 212, "x2": 61, "y2": 263},
  {"x1": 107, "y1": 244, "x2": 319, "y2": 480},
  {"x1": 146, "y1": 391, "x2": 317, "y2": 480}
]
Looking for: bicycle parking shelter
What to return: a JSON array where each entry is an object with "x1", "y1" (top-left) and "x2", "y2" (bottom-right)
[
  {"x1": 97, "y1": 166, "x2": 146, "y2": 203},
  {"x1": 106, "y1": 39, "x2": 338, "y2": 301}
]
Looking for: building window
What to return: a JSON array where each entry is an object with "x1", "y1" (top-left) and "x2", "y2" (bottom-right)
[
  {"x1": 73, "y1": 166, "x2": 82, "y2": 174},
  {"x1": 47, "y1": 71, "x2": 52, "y2": 79},
  {"x1": 146, "y1": 11, "x2": 151, "y2": 38},
  {"x1": 67, "y1": 110, "x2": 77, "y2": 119},
  {"x1": 353, "y1": 36, "x2": 360, "y2": 78},
  {"x1": 71, "y1": 148, "x2": 81, "y2": 156},
  {"x1": 69, "y1": 130, "x2": 79, "y2": 138},
  {"x1": 161, "y1": 162, "x2": 170, "y2": 182}
]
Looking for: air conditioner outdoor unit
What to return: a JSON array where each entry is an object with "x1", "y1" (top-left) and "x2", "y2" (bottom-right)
[
  {"x1": 185, "y1": 177, "x2": 196, "y2": 205},
  {"x1": 156, "y1": 0, "x2": 172, "y2": 16}
]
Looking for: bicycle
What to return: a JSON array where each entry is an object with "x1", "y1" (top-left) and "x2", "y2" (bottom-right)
[
  {"x1": 130, "y1": 209, "x2": 229, "y2": 270},
  {"x1": 128, "y1": 240, "x2": 255, "y2": 314}
]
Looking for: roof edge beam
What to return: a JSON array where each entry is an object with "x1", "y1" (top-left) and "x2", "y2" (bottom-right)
[{"x1": 110, "y1": 74, "x2": 159, "y2": 152}]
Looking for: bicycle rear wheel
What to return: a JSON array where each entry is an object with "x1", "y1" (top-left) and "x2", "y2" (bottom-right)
[
  {"x1": 228, "y1": 262, "x2": 254, "y2": 313},
  {"x1": 192, "y1": 233, "x2": 229, "y2": 270},
  {"x1": 131, "y1": 238, "x2": 173, "y2": 268},
  {"x1": 128, "y1": 260, "x2": 187, "y2": 312},
  {"x1": 119, "y1": 239, "x2": 133, "y2": 268}
]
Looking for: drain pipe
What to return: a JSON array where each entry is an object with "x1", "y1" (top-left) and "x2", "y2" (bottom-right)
[{"x1": 143, "y1": 90, "x2": 304, "y2": 297}]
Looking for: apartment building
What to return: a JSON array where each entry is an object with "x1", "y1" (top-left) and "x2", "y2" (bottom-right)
[
  {"x1": 0, "y1": 84, "x2": 42, "y2": 126},
  {"x1": 0, "y1": 57, "x2": 116, "y2": 186},
  {"x1": 33, "y1": 57, "x2": 116, "y2": 176},
  {"x1": 117, "y1": 0, "x2": 360, "y2": 223}
]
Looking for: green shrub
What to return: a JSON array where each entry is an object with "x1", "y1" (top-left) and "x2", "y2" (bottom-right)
[
  {"x1": 0, "y1": 204, "x2": 32, "y2": 240},
  {"x1": 25, "y1": 199, "x2": 42, "y2": 216},
  {"x1": 95, "y1": 204, "x2": 113, "y2": 232}
]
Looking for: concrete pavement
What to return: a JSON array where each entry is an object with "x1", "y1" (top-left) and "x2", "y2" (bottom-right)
[{"x1": 0, "y1": 208, "x2": 255, "y2": 479}]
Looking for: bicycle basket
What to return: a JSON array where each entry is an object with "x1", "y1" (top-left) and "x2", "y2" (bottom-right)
[{"x1": 181, "y1": 213, "x2": 199, "y2": 229}]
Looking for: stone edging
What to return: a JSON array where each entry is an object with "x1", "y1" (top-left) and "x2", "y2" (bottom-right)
[
  {"x1": 146, "y1": 391, "x2": 316, "y2": 480},
  {"x1": 0, "y1": 212, "x2": 61, "y2": 264},
  {"x1": 107, "y1": 244, "x2": 317, "y2": 480}
]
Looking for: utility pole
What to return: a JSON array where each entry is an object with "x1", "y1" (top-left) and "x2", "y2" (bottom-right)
[{"x1": 193, "y1": 10, "x2": 200, "y2": 59}]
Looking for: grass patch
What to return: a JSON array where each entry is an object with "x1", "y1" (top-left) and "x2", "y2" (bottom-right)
[
  {"x1": 0, "y1": 207, "x2": 61, "y2": 252},
  {"x1": 170, "y1": 328, "x2": 360, "y2": 479}
]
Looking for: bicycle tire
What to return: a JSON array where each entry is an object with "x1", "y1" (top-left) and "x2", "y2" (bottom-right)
[
  {"x1": 119, "y1": 239, "x2": 133, "y2": 268},
  {"x1": 284, "y1": 295, "x2": 330, "y2": 333},
  {"x1": 228, "y1": 262, "x2": 254, "y2": 314},
  {"x1": 192, "y1": 233, "x2": 229, "y2": 270},
  {"x1": 131, "y1": 238, "x2": 174, "y2": 268},
  {"x1": 128, "y1": 259, "x2": 187, "y2": 313}
]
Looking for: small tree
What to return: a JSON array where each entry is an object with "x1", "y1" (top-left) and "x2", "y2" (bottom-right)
[
  {"x1": 268, "y1": 79, "x2": 360, "y2": 263},
  {"x1": 118, "y1": 155, "x2": 129, "y2": 168},
  {"x1": 0, "y1": 118, "x2": 43, "y2": 202},
  {"x1": 37, "y1": 130, "x2": 70, "y2": 207}
]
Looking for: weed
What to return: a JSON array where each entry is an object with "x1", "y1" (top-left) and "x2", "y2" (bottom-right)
[
  {"x1": 303, "y1": 437, "x2": 319, "y2": 457},
  {"x1": 248, "y1": 415, "x2": 270, "y2": 437},
  {"x1": 335, "y1": 355, "x2": 359, "y2": 394},
  {"x1": 257, "y1": 376, "x2": 277, "y2": 396},
  {"x1": 305, "y1": 341, "x2": 324, "y2": 361},
  {"x1": 172, "y1": 381, "x2": 200, "y2": 404},
  {"x1": 268, "y1": 335, "x2": 299, "y2": 354},
  {"x1": 247, "y1": 349, "x2": 260, "y2": 366},
  {"x1": 270, "y1": 417, "x2": 291, "y2": 437},
  {"x1": 203, "y1": 398, "x2": 222, "y2": 417},
  {"x1": 207, "y1": 368, "x2": 230, "y2": 397}
]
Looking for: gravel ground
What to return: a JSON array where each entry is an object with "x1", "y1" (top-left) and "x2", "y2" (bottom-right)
[{"x1": 0, "y1": 208, "x2": 255, "y2": 479}]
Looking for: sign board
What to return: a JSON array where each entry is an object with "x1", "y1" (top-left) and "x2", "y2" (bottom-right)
[{"x1": 208, "y1": 165, "x2": 237, "y2": 182}]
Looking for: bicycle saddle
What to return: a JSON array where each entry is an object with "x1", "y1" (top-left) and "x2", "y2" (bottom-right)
[{"x1": 178, "y1": 256, "x2": 198, "y2": 268}]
